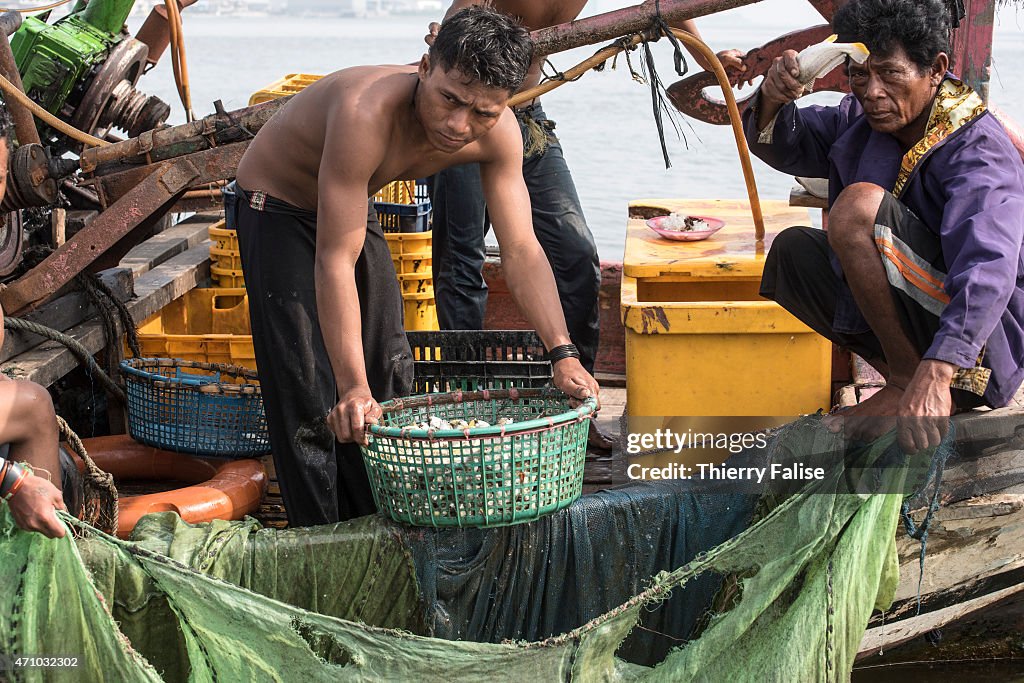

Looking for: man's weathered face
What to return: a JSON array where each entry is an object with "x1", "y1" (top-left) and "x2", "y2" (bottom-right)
[
  {"x1": 847, "y1": 44, "x2": 943, "y2": 138},
  {"x1": 417, "y1": 56, "x2": 509, "y2": 153}
]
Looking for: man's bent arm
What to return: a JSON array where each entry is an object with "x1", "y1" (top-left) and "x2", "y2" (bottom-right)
[
  {"x1": 743, "y1": 95, "x2": 847, "y2": 181},
  {"x1": 315, "y1": 111, "x2": 387, "y2": 443},
  {"x1": 479, "y1": 114, "x2": 598, "y2": 400},
  {"x1": 925, "y1": 134, "x2": 1024, "y2": 370}
]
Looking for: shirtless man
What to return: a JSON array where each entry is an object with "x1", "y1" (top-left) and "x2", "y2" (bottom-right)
[
  {"x1": 427, "y1": 1, "x2": 745, "y2": 450},
  {"x1": 232, "y1": 6, "x2": 600, "y2": 526}
]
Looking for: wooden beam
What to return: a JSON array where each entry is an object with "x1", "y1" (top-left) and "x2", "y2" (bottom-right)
[
  {"x1": 857, "y1": 582, "x2": 1024, "y2": 660},
  {"x1": 118, "y1": 212, "x2": 221, "y2": 277},
  {"x1": 0, "y1": 241, "x2": 211, "y2": 387},
  {"x1": 0, "y1": 268, "x2": 133, "y2": 362}
]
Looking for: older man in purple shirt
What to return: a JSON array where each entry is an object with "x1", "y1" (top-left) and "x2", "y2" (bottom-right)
[{"x1": 743, "y1": 0, "x2": 1024, "y2": 453}]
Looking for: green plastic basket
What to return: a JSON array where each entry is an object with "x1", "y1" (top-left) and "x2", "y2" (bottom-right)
[{"x1": 361, "y1": 388, "x2": 596, "y2": 528}]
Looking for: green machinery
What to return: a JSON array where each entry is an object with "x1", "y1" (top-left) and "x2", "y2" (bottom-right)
[{"x1": 11, "y1": 0, "x2": 169, "y2": 151}]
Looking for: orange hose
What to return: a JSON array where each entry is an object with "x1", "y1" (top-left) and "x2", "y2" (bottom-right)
[
  {"x1": 510, "y1": 30, "x2": 765, "y2": 240},
  {"x1": 0, "y1": 0, "x2": 74, "y2": 13},
  {"x1": 668, "y1": 28, "x2": 765, "y2": 241},
  {"x1": 163, "y1": 0, "x2": 194, "y2": 122}
]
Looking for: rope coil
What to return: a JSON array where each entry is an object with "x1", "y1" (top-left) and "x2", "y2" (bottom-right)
[{"x1": 57, "y1": 415, "x2": 118, "y2": 536}]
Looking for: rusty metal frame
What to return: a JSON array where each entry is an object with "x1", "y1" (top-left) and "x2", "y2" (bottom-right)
[{"x1": 0, "y1": 142, "x2": 248, "y2": 315}]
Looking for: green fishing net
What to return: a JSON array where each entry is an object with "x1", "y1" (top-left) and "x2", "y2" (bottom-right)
[{"x1": 0, "y1": 419, "x2": 933, "y2": 682}]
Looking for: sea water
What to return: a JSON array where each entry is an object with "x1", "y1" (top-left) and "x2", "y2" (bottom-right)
[{"x1": 126, "y1": 1, "x2": 1024, "y2": 259}]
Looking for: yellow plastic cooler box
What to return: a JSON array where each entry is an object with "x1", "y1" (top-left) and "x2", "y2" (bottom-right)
[{"x1": 621, "y1": 199, "x2": 832, "y2": 419}]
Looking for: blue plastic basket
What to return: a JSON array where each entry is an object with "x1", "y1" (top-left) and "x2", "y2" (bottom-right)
[{"x1": 120, "y1": 358, "x2": 270, "y2": 457}]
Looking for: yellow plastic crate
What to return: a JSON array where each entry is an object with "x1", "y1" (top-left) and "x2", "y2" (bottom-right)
[
  {"x1": 211, "y1": 265, "x2": 245, "y2": 288},
  {"x1": 385, "y1": 230, "x2": 431, "y2": 258},
  {"x1": 135, "y1": 288, "x2": 255, "y2": 370},
  {"x1": 248, "y1": 73, "x2": 324, "y2": 106},
  {"x1": 210, "y1": 246, "x2": 242, "y2": 270},
  {"x1": 398, "y1": 272, "x2": 434, "y2": 297},
  {"x1": 209, "y1": 220, "x2": 245, "y2": 288},
  {"x1": 374, "y1": 179, "x2": 420, "y2": 205},
  {"x1": 621, "y1": 199, "x2": 832, "y2": 419},
  {"x1": 402, "y1": 291, "x2": 439, "y2": 331},
  {"x1": 209, "y1": 221, "x2": 238, "y2": 251},
  {"x1": 393, "y1": 255, "x2": 432, "y2": 276}
]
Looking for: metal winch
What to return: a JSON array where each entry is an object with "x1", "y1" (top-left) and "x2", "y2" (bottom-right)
[{"x1": 10, "y1": 0, "x2": 170, "y2": 151}]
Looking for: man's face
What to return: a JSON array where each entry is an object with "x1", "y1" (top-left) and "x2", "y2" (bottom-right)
[
  {"x1": 417, "y1": 56, "x2": 510, "y2": 153},
  {"x1": 847, "y1": 44, "x2": 943, "y2": 137}
]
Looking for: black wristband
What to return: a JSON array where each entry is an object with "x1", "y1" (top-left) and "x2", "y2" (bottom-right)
[{"x1": 546, "y1": 343, "x2": 581, "y2": 365}]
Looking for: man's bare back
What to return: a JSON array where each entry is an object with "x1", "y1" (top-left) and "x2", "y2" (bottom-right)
[{"x1": 236, "y1": 64, "x2": 511, "y2": 212}]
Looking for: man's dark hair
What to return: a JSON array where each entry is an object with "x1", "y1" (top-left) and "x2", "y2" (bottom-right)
[
  {"x1": 429, "y1": 5, "x2": 532, "y2": 93},
  {"x1": 834, "y1": 0, "x2": 951, "y2": 72}
]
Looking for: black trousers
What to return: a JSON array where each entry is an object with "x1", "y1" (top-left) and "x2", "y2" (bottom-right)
[
  {"x1": 232, "y1": 184, "x2": 413, "y2": 526},
  {"x1": 760, "y1": 193, "x2": 986, "y2": 410}
]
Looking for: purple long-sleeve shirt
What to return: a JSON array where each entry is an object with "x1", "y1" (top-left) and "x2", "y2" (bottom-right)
[{"x1": 743, "y1": 88, "x2": 1024, "y2": 408}]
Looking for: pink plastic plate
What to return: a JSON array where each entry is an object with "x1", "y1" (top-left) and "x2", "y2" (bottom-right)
[{"x1": 646, "y1": 215, "x2": 726, "y2": 242}]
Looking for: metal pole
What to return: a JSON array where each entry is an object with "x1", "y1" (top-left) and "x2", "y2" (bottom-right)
[
  {"x1": 531, "y1": 0, "x2": 763, "y2": 57},
  {"x1": 0, "y1": 11, "x2": 39, "y2": 146},
  {"x1": 79, "y1": 97, "x2": 286, "y2": 174}
]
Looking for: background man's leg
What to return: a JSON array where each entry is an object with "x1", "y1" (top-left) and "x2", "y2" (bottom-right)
[
  {"x1": 431, "y1": 164, "x2": 488, "y2": 330},
  {"x1": 237, "y1": 198, "x2": 340, "y2": 526}
]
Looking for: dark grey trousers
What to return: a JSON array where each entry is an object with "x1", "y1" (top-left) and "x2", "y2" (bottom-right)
[{"x1": 430, "y1": 102, "x2": 602, "y2": 373}]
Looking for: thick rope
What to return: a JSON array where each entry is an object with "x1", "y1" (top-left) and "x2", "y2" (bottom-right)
[
  {"x1": 56, "y1": 415, "x2": 118, "y2": 536},
  {"x1": 76, "y1": 270, "x2": 141, "y2": 378},
  {"x1": 2, "y1": 317, "x2": 126, "y2": 404}
]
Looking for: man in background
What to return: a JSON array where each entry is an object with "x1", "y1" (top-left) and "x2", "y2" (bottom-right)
[{"x1": 427, "y1": 1, "x2": 745, "y2": 450}]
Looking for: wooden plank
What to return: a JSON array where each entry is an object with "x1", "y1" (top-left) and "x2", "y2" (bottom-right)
[
  {"x1": 857, "y1": 582, "x2": 1024, "y2": 659},
  {"x1": 1, "y1": 241, "x2": 211, "y2": 387},
  {"x1": 889, "y1": 502, "x2": 1024, "y2": 608},
  {"x1": 1, "y1": 268, "x2": 133, "y2": 362},
  {"x1": 932, "y1": 494, "x2": 1024, "y2": 521},
  {"x1": 118, "y1": 212, "x2": 221, "y2": 277}
]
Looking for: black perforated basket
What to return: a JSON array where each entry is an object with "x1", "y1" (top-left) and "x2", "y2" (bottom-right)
[{"x1": 407, "y1": 330, "x2": 552, "y2": 394}]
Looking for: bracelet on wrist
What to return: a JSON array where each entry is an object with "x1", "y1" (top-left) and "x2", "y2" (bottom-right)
[
  {"x1": 2, "y1": 464, "x2": 27, "y2": 500},
  {"x1": 0, "y1": 458, "x2": 21, "y2": 498},
  {"x1": 546, "y1": 343, "x2": 581, "y2": 365}
]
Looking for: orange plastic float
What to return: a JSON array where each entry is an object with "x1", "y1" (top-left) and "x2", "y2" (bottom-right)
[{"x1": 69, "y1": 435, "x2": 268, "y2": 538}]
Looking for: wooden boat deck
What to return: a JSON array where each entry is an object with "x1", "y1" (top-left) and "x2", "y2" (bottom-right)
[{"x1": 5, "y1": 218, "x2": 1024, "y2": 662}]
